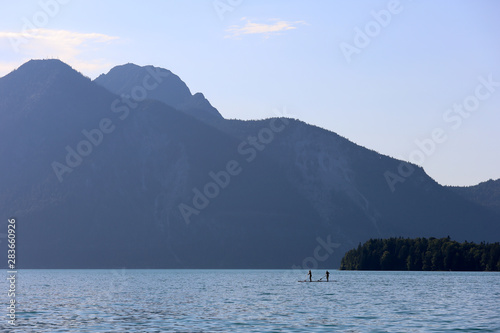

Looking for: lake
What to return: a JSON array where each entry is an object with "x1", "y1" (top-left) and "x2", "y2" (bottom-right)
[{"x1": 2, "y1": 270, "x2": 499, "y2": 332}]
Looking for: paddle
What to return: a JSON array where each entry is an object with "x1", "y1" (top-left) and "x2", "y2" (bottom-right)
[
  {"x1": 299, "y1": 273, "x2": 309, "y2": 282},
  {"x1": 300, "y1": 272, "x2": 317, "y2": 282}
]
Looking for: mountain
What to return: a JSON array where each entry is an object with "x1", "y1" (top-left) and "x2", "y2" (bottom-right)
[
  {"x1": 449, "y1": 179, "x2": 500, "y2": 214},
  {"x1": 94, "y1": 63, "x2": 223, "y2": 122},
  {"x1": 1, "y1": 59, "x2": 499, "y2": 269}
]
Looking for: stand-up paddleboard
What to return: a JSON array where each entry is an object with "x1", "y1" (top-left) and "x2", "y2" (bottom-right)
[{"x1": 298, "y1": 280, "x2": 336, "y2": 282}]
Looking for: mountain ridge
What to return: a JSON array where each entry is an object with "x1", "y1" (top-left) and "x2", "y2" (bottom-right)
[
  {"x1": 449, "y1": 179, "x2": 500, "y2": 214},
  {"x1": 1, "y1": 59, "x2": 498, "y2": 269}
]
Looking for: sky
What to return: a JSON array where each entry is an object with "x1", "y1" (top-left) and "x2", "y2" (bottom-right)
[{"x1": 0, "y1": 0, "x2": 499, "y2": 186}]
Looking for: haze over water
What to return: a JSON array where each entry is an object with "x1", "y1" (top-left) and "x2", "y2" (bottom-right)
[{"x1": 4, "y1": 269, "x2": 499, "y2": 332}]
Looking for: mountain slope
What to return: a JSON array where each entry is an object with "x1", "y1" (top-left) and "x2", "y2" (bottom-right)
[
  {"x1": 1, "y1": 59, "x2": 498, "y2": 269},
  {"x1": 216, "y1": 119, "x2": 500, "y2": 250}
]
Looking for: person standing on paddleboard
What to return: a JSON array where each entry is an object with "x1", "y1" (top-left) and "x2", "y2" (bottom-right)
[
  {"x1": 308, "y1": 270, "x2": 312, "y2": 282},
  {"x1": 326, "y1": 270, "x2": 330, "y2": 282}
]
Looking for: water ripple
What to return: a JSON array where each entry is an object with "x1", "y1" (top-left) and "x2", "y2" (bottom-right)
[{"x1": 2, "y1": 270, "x2": 499, "y2": 332}]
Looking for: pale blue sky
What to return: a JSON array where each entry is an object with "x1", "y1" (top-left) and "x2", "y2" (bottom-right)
[{"x1": 1, "y1": 0, "x2": 499, "y2": 186}]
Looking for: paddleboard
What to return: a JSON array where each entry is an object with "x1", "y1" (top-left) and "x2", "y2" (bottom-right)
[{"x1": 298, "y1": 280, "x2": 336, "y2": 282}]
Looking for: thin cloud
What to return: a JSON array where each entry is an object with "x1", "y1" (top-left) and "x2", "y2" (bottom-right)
[
  {"x1": 225, "y1": 18, "x2": 306, "y2": 39},
  {"x1": 0, "y1": 29, "x2": 117, "y2": 42},
  {"x1": 0, "y1": 29, "x2": 119, "y2": 77},
  {"x1": 0, "y1": 29, "x2": 118, "y2": 52}
]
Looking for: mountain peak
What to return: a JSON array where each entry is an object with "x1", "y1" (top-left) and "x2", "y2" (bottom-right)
[
  {"x1": 8, "y1": 59, "x2": 86, "y2": 81},
  {"x1": 20, "y1": 58, "x2": 70, "y2": 70},
  {"x1": 0, "y1": 59, "x2": 108, "y2": 126},
  {"x1": 0, "y1": 59, "x2": 92, "y2": 100},
  {"x1": 96, "y1": 63, "x2": 174, "y2": 81},
  {"x1": 94, "y1": 63, "x2": 223, "y2": 122}
]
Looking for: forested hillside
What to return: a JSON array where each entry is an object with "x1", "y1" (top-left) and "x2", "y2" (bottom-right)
[{"x1": 340, "y1": 237, "x2": 500, "y2": 271}]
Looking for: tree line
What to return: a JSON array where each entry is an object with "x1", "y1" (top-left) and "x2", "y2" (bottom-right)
[{"x1": 340, "y1": 237, "x2": 500, "y2": 271}]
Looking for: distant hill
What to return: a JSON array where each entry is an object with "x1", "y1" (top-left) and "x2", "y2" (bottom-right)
[
  {"x1": 1, "y1": 59, "x2": 498, "y2": 269},
  {"x1": 94, "y1": 63, "x2": 222, "y2": 122},
  {"x1": 449, "y1": 179, "x2": 500, "y2": 214}
]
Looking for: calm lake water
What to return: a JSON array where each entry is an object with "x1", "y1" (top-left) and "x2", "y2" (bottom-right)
[{"x1": 2, "y1": 270, "x2": 499, "y2": 332}]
